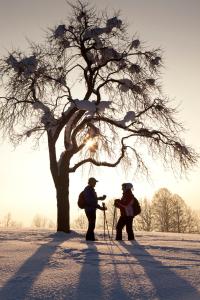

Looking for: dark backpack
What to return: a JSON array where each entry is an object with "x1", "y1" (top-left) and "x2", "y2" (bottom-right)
[
  {"x1": 133, "y1": 196, "x2": 141, "y2": 217},
  {"x1": 78, "y1": 191, "x2": 86, "y2": 209}
]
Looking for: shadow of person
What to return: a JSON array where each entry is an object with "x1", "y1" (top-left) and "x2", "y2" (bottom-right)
[
  {"x1": 74, "y1": 240, "x2": 134, "y2": 300},
  {"x1": 0, "y1": 231, "x2": 77, "y2": 300},
  {"x1": 74, "y1": 241, "x2": 103, "y2": 300},
  {"x1": 107, "y1": 240, "x2": 145, "y2": 300},
  {"x1": 119, "y1": 240, "x2": 200, "y2": 300}
]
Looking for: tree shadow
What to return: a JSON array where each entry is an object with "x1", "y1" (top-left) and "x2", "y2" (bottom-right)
[
  {"x1": 0, "y1": 232, "x2": 77, "y2": 300},
  {"x1": 120, "y1": 241, "x2": 200, "y2": 300}
]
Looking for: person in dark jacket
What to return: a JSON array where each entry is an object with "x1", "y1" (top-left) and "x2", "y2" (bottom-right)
[
  {"x1": 84, "y1": 177, "x2": 107, "y2": 241},
  {"x1": 114, "y1": 183, "x2": 135, "y2": 241}
]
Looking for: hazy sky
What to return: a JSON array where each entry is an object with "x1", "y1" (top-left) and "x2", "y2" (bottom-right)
[{"x1": 0, "y1": 0, "x2": 200, "y2": 226}]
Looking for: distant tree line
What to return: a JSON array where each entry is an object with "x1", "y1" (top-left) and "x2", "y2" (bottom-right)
[
  {"x1": 0, "y1": 213, "x2": 23, "y2": 228},
  {"x1": 73, "y1": 187, "x2": 200, "y2": 234},
  {"x1": 0, "y1": 213, "x2": 56, "y2": 229},
  {"x1": 134, "y1": 188, "x2": 200, "y2": 233}
]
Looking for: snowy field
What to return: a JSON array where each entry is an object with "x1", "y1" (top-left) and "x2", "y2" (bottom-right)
[{"x1": 0, "y1": 229, "x2": 200, "y2": 300}]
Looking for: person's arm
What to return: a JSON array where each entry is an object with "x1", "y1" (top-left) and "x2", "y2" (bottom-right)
[
  {"x1": 97, "y1": 195, "x2": 106, "y2": 201},
  {"x1": 97, "y1": 204, "x2": 107, "y2": 210}
]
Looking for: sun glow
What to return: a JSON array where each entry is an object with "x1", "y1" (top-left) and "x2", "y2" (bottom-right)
[
  {"x1": 85, "y1": 138, "x2": 96, "y2": 149},
  {"x1": 84, "y1": 137, "x2": 99, "y2": 153}
]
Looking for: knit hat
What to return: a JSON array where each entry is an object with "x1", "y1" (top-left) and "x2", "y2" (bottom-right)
[{"x1": 122, "y1": 183, "x2": 133, "y2": 190}]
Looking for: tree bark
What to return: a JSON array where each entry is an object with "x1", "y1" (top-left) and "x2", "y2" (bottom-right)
[
  {"x1": 56, "y1": 153, "x2": 71, "y2": 233},
  {"x1": 56, "y1": 175, "x2": 70, "y2": 232}
]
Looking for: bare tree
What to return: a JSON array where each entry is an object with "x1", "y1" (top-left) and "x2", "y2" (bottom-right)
[
  {"x1": 171, "y1": 194, "x2": 187, "y2": 233},
  {"x1": 184, "y1": 207, "x2": 199, "y2": 233},
  {"x1": 152, "y1": 188, "x2": 175, "y2": 232},
  {"x1": 3, "y1": 213, "x2": 13, "y2": 228},
  {"x1": 1, "y1": 212, "x2": 22, "y2": 228},
  {"x1": 72, "y1": 212, "x2": 87, "y2": 229},
  {"x1": 135, "y1": 198, "x2": 153, "y2": 231},
  {"x1": 0, "y1": 1, "x2": 198, "y2": 232},
  {"x1": 32, "y1": 214, "x2": 48, "y2": 228}
]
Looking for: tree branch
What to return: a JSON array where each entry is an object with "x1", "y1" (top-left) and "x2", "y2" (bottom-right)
[{"x1": 69, "y1": 145, "x2": 126, "y2": 172}]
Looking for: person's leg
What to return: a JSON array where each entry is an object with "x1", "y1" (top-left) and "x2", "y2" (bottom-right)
[
  {"x1": 85, "y1": 210, "x2": 96, "y2": 240},
  {"x1": 116, "y1": 216, "x2": 126, "y2": 240},
  {"x1": 126, "y1": 216, "x2": 134, "y2": 240}
]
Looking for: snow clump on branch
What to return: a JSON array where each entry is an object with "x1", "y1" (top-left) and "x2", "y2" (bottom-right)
[
  {"x1": 32, "y1": 101, "x2": 56, "y2": 129},
  {"x1": 54, "y1": 25, "x2": 67, "y2": 38},
  {"x1": 83, "y1": 16, "x2": 122, "y2": 40},
  {"x1": 106, "y1": 17, "x2": 122, "y2": 32},
  {"x1": 74, "y1": 99, "x2": 111, "y2": 114},
  {"x1": 6, "y1": 54, "x2": 38, "y2": 77},
  {"x1": 118, "y1": 79, "x2": 134, "y2": 92},
  {"x1": 53, "y1": 24, "x2": 71, "y2": 48},
  {"x1": 116, "y1": 111, "x2": 136, "y2": 127}
]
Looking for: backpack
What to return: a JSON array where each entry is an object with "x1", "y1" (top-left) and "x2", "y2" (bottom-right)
[
  {"x1": 78, "y1": 191, "x2": 86, "y2": 209},
  {"x1": 133, "y1": 196, "x2": 141, "y2": 217}
]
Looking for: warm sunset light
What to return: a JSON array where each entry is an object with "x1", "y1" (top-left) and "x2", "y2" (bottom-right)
[
  {"x1": 0, "y1": 0, "x2": 199, "y2": 230},
  {"x1": 85, "y1": 138, "x2": 96, "y2": 150}
]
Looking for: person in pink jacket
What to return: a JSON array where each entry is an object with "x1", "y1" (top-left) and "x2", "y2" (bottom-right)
[{"x1": 114, "y1": 183, "x2": 135, "y2": 240}]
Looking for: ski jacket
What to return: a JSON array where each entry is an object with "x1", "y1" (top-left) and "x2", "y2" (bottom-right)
[
  {"x1": 118, "y1": 189, "x2": 134, "y2": 217},
  {"x1": 83, "y1": 185, "x2": 101, "y2": 212}
]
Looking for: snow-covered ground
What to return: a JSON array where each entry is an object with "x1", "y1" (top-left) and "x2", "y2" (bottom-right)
[{"x1": 0, "y1": 229, "x2": 200, "y2": 300}]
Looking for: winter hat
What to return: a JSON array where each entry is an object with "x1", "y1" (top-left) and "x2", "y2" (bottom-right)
[{"x1": 122, "y1": 183, "x2": 133, "y2": 190}]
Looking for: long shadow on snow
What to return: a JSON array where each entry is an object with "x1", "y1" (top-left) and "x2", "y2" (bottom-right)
[
  {"x1": 74, "y1": 241, "x2": 103, "y2": 300},
  {"x1": 120, "y1": 241, "x2": 200, "y2": 300},
  {"x1": 109, "y1": 240, "x2": 151, "y2": 300},
  {"x1": 144, "y1": 244, "x2": 200, "y2": 256},
  {"x1": 0, "y1": 231, "x2": 80, "y2": 300},
  {"x1": 74, "y1": 239, "x2": 132, "y2": 300}
]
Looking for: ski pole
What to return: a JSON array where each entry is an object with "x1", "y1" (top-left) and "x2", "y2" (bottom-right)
[
  {"x1": 112, "y1": 205, "x2": 117, "y2": 239},
  {"x1": 103, "y1": 203, "x2": 106, "y2": 240},
  {"x1": 103, "y1": 203, "x2": 111, "y2": 241}
]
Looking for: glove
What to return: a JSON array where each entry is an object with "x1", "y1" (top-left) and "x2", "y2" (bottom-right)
[
  {"x1": 100, "y1": 205, "x2": 107, "y2": 211},
  {"x1": 102, "y1": 195, "x2": 107, "y2": 200}
]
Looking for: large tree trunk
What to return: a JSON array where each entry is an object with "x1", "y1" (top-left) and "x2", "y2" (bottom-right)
[
  {"x1": 56, "y1": 153, "x2": 71, "y2": 233},
  {"x1": 48, "y1": 133, "x2": 72, "y2": 233},
  {"x1": 56, "y1": 174, "x2": 70, "y2": 232}
]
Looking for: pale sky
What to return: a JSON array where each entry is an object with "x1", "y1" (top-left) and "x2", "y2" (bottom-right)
[{"x1": 0, "y1": 0, "x2": 200, "y2": 226}]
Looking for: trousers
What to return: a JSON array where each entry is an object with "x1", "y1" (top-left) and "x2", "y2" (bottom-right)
[
  {"x1": 85, "y1": 210, "x2": 96, "y2": 241},
  {"x1": 116, "y1": 216, "x2": 134, "y2": 240}
]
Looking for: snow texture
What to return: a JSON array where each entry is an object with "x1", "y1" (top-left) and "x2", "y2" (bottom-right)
[
  {"x1": 0, "y1": 229, "x2": 199, "y2": 300},
  {"x1": 74, "y1": 99, "x2": 111, "y2": 114},
  {"x1": 116, "y1": 111, "x2": 136, "y2": 127},
  {"x1": 97, "y1": 101, "x2": 112, "y2": 112}
]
